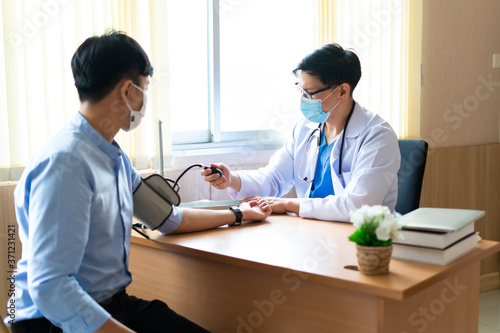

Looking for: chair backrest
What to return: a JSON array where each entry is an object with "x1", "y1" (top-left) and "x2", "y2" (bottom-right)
[{"x1": 395, "y1": 140, "x2": 428, "y2": 215}]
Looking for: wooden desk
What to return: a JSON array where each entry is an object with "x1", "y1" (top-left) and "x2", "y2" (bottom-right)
[{"x1": 128, "y1": 215, "x2": 500, "y2": 333}]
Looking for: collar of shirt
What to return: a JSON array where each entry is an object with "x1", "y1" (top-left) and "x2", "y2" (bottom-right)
[{"x1": 73, "y1": 112, "x2": 123, "y2": 160}]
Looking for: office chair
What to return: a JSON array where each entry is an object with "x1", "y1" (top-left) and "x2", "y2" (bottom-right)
[{"x1": 395, "y1": 140, "x2": 428, "y2": 215}]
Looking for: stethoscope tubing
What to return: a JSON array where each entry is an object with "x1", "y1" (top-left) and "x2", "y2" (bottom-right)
[
  {"x1": 298, "y1": 101, "x2": 356, "y2": 184},
  {"x1": 298, "y1": 125, "x2": 321, "y2": 183}
]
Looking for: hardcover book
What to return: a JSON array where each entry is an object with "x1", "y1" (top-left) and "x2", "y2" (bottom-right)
[
  {"x1": 401, "y1": 208, "x2": 485, "y2": 232},
  {"x1": 392, "y1": 232, "x2": 478, "y2": 265}
]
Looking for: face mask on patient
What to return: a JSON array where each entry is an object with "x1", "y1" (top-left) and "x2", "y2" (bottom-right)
[{"x1": 124, "y1": 83, "x2": 147, "y2": 131}]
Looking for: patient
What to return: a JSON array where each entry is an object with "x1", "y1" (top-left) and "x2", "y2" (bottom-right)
[{"x1": 6, "y1": 31, "x2": 271, "y2": 333}]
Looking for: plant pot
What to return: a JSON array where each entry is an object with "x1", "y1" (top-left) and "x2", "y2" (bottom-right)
[{"x1": 356, "y1": 244, "x2": 393, "y2": 275}]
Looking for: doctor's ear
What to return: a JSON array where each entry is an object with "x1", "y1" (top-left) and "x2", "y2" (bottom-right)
[{"x1": 338, "y1": 83, "x2": 351, "y2": 100}]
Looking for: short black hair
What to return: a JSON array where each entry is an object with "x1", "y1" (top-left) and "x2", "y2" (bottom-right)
[
  {"x1": 71, "y1": 31, "x2": 153, "y2": 103},
  {"x1": 293, "y1": 43, "x2": 361, "y2": 94}
]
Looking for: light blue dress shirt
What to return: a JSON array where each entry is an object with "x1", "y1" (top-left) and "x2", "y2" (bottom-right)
[{"x1": 6, "y1": 113, "x2": 183, "y2": 332}]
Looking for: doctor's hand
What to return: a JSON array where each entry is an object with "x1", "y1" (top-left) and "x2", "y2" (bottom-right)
[
  {"x1": 242, "y1": 196, "x2": 301, "y2": 215},
  {"x1": 239, "y1": 198, "x2": 272, "y2": 221},
  {"x1": 201, "y1": 163, "x2": 241, "y2": 191}
]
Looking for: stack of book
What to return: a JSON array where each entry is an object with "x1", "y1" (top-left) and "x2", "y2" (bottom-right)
[{"x1": 392, "y1": 208, "x2": 485, "y2": 265}]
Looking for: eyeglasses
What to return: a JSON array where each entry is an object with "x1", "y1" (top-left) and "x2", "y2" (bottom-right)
[{"x1": 295, "y1": 82, "x2": 333, "y2": 100}]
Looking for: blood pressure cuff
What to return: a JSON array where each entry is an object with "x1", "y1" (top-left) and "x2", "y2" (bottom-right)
[{"x1": 133, "y1": 174, "x2": 181, "y2": 230}]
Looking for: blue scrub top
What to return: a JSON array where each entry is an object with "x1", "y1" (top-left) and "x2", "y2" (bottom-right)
[{"x1": 309, "y1": 131, "x2": 336, "y2": 198}]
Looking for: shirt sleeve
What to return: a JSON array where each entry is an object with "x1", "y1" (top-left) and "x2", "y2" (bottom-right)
[
  {"x1": 26, "y1": 153, "x2": 110, "y2": 333},
  {"x1": 130, "y1": 165, "x2": 142, "y2": 192},
  {"x1": 157, "y1": 205, "x2": 183, "y2": 234}
]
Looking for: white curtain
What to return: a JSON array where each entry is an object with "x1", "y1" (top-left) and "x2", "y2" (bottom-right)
[
  {"x1": 316, "y1": 0, "x2": 409, "y2": 138},
  {"x1": 0, "y1": 0, "x2": 419, "y2": 179},
  {"x1": 0, "y1": 0, "x2": 171, "y2": 174}
]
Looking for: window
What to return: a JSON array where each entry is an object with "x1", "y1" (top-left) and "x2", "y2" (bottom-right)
[
  {"x1": 169, "y1": 0, "x2": 315, "y2": 147},
  {"x1": 0, "y1": 0, "x2": 416, "y2": 180},
  {"x1": 166, "y1": 0, "x2": 209, "y2": 138}
]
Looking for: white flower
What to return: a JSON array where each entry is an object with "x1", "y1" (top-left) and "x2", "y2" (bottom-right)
[
  {"x1": 375, "y1": 213, "x2": 396, "y2": 240},
  {"x1": 376, "y1": 211, "x2": 404, "y2": 241},
  {"x1": 351, "y1": 205, "x2": 382, "y2": 225},
  {"x1": 367, "y1": 205, "x2": 389, "y2": 217},
  {"x1": 375, "y1": 224, "x2": 391, "y2": 241},
  {"x1": 350, "y1": 210, "x2": 365, "y2": 228},
  {"x1": 350, "y1": 205, "x2": 403, "y2": 242}
]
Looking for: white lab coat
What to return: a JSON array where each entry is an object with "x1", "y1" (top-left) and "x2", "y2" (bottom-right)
[{"x1": 230, "y1": 102, "x2": 401, "y2": 222}]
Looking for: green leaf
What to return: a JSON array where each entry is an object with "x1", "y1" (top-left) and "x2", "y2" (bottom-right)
[
  {"x1": 349, "y1": 228, "x2": 371, "y2": 246},
  {"x1": 349, "y1": 226, "x2": 393, "y2": 247}
]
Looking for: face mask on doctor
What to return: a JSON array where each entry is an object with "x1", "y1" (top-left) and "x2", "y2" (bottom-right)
[
  {"x1": 300, "y1": 86, "x2": 341, "y2": 123},
  {"x1": 123, "y1": 83, "x2": 147, "y2": 132}
]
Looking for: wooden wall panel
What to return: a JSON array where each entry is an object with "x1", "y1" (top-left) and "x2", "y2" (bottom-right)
[
  {"x1": 421, "y1": 0, "x2": 500, "y2": 149},
  {"x1": 0, "y1": 183, "x2": 21, "y2": 332},
  {"x1": 420, "y1": 144, "x2": 500, "y2": 275}
]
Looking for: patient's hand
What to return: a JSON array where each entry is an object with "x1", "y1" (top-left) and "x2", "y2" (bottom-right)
[
  {"x1": 242, "y1": 196, "x2": 300, "y2": 215},
  {"x1": 239, "y1": 198, "x2": 272, "y2": 221}
]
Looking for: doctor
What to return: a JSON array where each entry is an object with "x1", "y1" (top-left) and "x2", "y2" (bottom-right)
[{"x1": 203, "y1": 43, "x2": 400, "y2": 222}]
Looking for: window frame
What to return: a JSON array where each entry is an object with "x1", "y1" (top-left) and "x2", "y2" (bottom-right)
[{"x1": 170, "y1": 0, "x2": 284, "y2": 149}]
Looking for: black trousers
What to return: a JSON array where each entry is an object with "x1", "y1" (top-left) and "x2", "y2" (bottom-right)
[{"x1": 11, "y1": 290, "x2": 210, "y2": 333}]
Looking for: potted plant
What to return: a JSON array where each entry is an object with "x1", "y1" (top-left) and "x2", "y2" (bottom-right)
[{"x1": 349, "y1": 205, "x2": 403, "y2": 275}]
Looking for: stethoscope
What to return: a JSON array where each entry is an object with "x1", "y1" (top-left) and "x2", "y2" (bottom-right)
[{"x1": 298, "y1": 101, "x2": 355, "y2": 185}]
